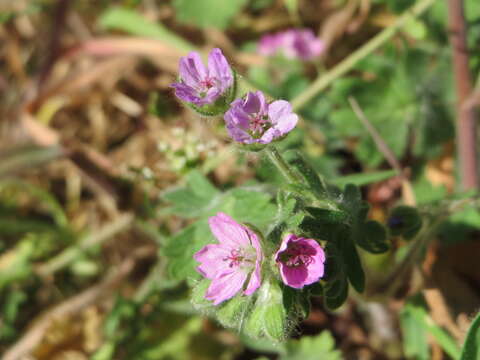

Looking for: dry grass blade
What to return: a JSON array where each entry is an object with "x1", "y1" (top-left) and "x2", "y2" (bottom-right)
[{"x1": 3, "y1": 257, "x2": 136, "y2": 360}]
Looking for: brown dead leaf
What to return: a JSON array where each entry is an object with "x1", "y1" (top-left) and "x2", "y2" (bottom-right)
[
  {"x1": 320, "y1": 0, "x2": 359, "y2": 54},
  {"x1": 425, "y1": 143, "x2": 455, "y2": 192}
]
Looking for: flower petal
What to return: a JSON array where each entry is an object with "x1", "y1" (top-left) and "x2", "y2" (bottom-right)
[
  {"x1": 179, "y1": 51, "x2": 207, "y2": 87},
  {"x1": 275, "y1": 235, "x2": 325, "y2": 288},
  {"x1": 170, "y1": 82, "x2": 201, "y2": 104},
  {"x1": 208, "y1": 212, "x2": 251, "y2": 248},
  {"x1": 194, "y1": 244, "x2": 231, "y2": 279},
  {"x1": 274, "y1": 114, "x2": 298, "y2": 135},
  {"x1": 243, "y1": 91, "x2": 263, "y2": 114},
  {"x1": 243, "y1": 228, "x2": 263, "y2": 295},
  {"x1": 258, "y1": 33, "x2": 282, "y2": 55},
  {"x1": 244, "y1": 260, "x2": 261, "y2": 295},
  {"x1": 279, "y1": 264, "x2": 308, "y2": 289},
  {"x1": 205, "y1": 270, "x2": 248, "y2": 305},
  {"x1": 207, "y1": 48, "x2": 233, "y2": 87},
  {"x1": 203, "y1": 86, "x2": 222, "y2": 104},
  {"x1": 274, "y1": 233, "x2": 293, "y2": 261},
  {"x1": 268, "y1": 100, "x2": 293, "y2": 123}
]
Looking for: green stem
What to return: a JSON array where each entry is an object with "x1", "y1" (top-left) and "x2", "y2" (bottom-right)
[
  {"x1": 265, "y1": 145, "x2": 302, "y2": 184},
  {"x1": 291, "y1": 0, "x2": 438, "y2": 111}
]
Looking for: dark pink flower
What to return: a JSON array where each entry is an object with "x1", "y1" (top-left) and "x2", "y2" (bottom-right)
[
  {"x1": 171, "y1": 48, "x2": 233, "y2": 107},
  {"x1": 258, "y1": 29, "x2": 324, "y2": 60},
  {"x1": 194, "y1": 213, "x2": 263, "y2": 305},
  {"x1": 275, "y1": 234, "x2": 325, "y2": 289}
]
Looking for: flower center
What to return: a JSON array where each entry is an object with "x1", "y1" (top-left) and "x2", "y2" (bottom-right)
[
  {"x1": 200, "y1": 77, "x2": 215, "y2": 89},
  {"x1": 196, "y1": 77, "x2": 218, "y2": 98},
  {"x1": 223, "y1": 247, "x2": 255, "y2": 268},
  {"x1": 279, "y1": 243, "x2": 314, "y2": 268},
  {"x1": 248, "y1": 114, "x2": 271, "y2": 137}
]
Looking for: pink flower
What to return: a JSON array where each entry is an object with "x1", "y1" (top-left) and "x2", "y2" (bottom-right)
[
  {"x1": 275, "y1": 234, "x2": 325, "y2": 289},
  {"x1": 170, "y1": 48, "x2": 233, "y2": 107},
  {"x1": 224, "y1": 91, "x2": 298, "y2": 144},
  {"x1": 194, "y1": 213, "x2": 263, "y2": 305},
  {"x1": 258, "y1": 29, "x2": 324, "y2": 60}
]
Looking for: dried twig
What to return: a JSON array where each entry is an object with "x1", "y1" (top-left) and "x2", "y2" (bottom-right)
[
  {"x1": 36, "y1": 0, "x2": 71, "y2": 91},
  {"x1": 4, "y1": 258, "x2": 135, "y2": 360},
  {"x1": 348, "y1": 96, "x2": 416, "y2": 206}
]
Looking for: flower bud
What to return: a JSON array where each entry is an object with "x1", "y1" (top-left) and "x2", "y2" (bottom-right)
[{"x1": 388, "y1": 205, "x2": 422, "y2": 240}]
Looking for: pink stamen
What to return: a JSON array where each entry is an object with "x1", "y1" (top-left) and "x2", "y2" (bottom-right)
[
  {"x1": 223, "y1": 249, "x2": 244, "y2": 268},
  {"x1": 200, "y1": 77, "x2": 215, "y2": 89},
  {"x1": 249, "y1": 114, "x2": 268, "y2": 134}
]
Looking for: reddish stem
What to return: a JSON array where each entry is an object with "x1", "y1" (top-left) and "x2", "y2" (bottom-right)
[{"x1": 447, "y1": 0, "x2": 478, "y2": 190}]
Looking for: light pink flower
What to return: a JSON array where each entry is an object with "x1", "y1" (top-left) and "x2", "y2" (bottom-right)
[
  {"x1": 224, "y1": 91, "x2": 298, "y2": 144},
  {"x1": 194, "y1": 213, "x2": 263, "y2": 305},
  {"x1": 275, "y1": 234, "x2": 325, "y2": 289},
  {"x1": 258, "y1": 28, "x2": 324, "y2": 60},
  {"x1": 170, "y1": 48, "x2": 233, "y2": 106}
]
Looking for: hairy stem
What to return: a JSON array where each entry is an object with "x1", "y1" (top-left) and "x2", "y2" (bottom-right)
[
  {"x1": 265, "y1": 145, "x2": 303, "y2": 184},
  {"x1": 291, "y1": 0, "x2": 438, "y2": 111}
]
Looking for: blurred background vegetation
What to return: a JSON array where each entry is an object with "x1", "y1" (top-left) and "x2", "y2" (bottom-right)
[{"x1": 1, "y1": 0, "x2": 480, "y2": 359}]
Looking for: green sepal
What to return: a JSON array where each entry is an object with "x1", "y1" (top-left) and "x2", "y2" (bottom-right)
[
  {"x1": 237, "y1": 142, "x2": 269, "y2": 152},
  {"x1": 244, "y1": 280, "x2": 288, "y2": 342},
  {"x1": 217, "y1": 294, "x2": 252, "y2": 331},
  {"x1": 244, "y1": 304, "x2": 265, "y2": 339},
  {"x1": 190, "y1": 279, "x2": 215, "y2": 313}
]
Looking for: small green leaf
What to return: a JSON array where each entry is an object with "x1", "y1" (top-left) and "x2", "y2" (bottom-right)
[
  {"x1": 173, "y1": 0, "x2": 248, "y2": 29},
  {"x1": 356, "y1": 220, "x2": 390, "y2": 254},
  {"x1": 400, "y1": 305, "x2": 429, "y2": 360},
  {"x1": 323, "y1": 242, "x2": 349, "y2": 310},
  {"x1": 283, "y1": 331, "x2": 342, "y2": 360},
  {"x1": 191, "y1": 279, "x2": 214, "y2": 312},
  {"x1": 99, "y1": 7, "x2": 193, "y2": 52},
  {"x1": 305, "y1": 207, "x2": 349, "y2": 225},
  {"x1": 332, "y1": 169, "x2": 398, "y2": 188},
  {"x1": 341, "y1": 237, "x2": 365, "y2": 293},
  {"x1": 162, "y1": 171, "x2": 219, "y2": 218},
  {"x1": 163, "y1": 221, "x2": 213, "y2": 280},
  {"x1": 403, "y1": 300, "x2": 461, "y2": 359},
  {"x1": 460, "y1": 312, "x2": 480, "y2": 360}
]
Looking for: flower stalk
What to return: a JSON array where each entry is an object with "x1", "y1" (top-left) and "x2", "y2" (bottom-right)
[{"x1": 265, "y1": 145, "x2": 303, "y2": 185}]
